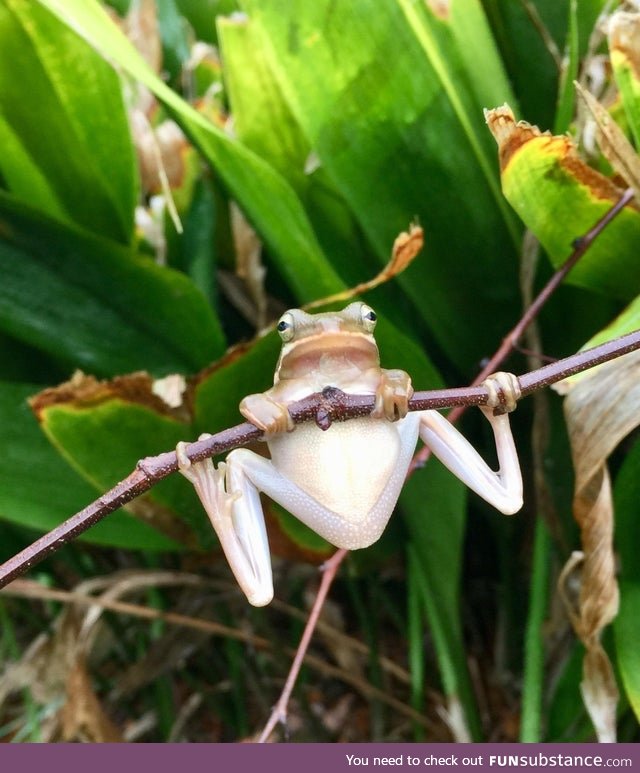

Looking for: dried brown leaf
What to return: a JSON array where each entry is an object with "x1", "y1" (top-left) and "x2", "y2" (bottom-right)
[
  {"x1": 484, "y1": 105, "x2": 548, "y2": 171},
  {"x1": 124, "y1": 0, "x2": 161, "y2": 76},
  {"x1": 575, "y1": 83, "x2": 640, "y2": 202},
  {"x1": 130, "y1": 112, "x2": 185, "y2": 235},
  {"x1": 609, "y1": 11, "x2": 640, "y2": 81},
  {"x1": 60, "y1": 659, "x2": 123, "y2": 742},
  {"x1": 557, "y1": 349, "x2": 640, "y2": 740},
  {"x1": 485, "y1": 104, "x2": 625, "y2": 202},
  {"x1": 425, "y1": 0, "x2": 449, "y2": 21},
  {"x1": 230, "y1": 202, "x2": 267, "y2": 330},
  {"x1": 581, "y1": 645, "x2": 619, "y2": 744},
  {"x1": 152, "y1": 374, "x2": 188, "y2": 409},
  {"x1": 29, "y1": 370, "x2": 187, "y2": 422},
  {"x1": 385, "y1": 222, "x2": 424, "y2": 279},
  {"x1": 562, "y1": 349, "x2": 640, "y2": 481},
  {"x1": 146, "y1": 120, "x2": 191, "y2": 193},
  {"x1": 304, "y1": 223, "x2": 424, "y2": 311}
]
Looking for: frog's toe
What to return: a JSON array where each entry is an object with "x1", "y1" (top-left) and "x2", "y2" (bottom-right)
[
  {"x1": 373, "y1": 369, "x2": 413, "y2": 421},
  {"x1": 240, "y1": 393, "x2": 294, "y2": 434},
  {"x1": 482, "y1": 372, "x2": 521, "y2": 414},
  {"x1": 176, "y1": 441, "x2": 191, "y2": 472}
]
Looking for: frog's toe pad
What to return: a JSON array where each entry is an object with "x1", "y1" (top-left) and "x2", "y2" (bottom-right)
[
  {"x1": 482, "y1": 372, "x2": 521, "y2": 414},
  {"x1": 373, "y1": 368, "x2": 413, "y2": 421}
]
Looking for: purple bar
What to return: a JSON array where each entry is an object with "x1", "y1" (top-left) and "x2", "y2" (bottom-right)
[{"x1": 1, "y1": 743, "x2": 639, "y2": 773}]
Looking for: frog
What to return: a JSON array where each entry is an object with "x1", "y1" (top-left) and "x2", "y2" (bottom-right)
[{"x1": 177, "y1": 302, "x2": 522, "y2": 606}]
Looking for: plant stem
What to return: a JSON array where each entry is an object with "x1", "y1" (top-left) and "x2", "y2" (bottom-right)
[
  {"x1": 520, "y1": 516, "x2": 552, "y2": 742},
  {"x1": 257, "y1": 548, "x2": 348, "y2": 742},
  {"x1": 407, "y1": 555, "x2": 426, "y2": 741}
]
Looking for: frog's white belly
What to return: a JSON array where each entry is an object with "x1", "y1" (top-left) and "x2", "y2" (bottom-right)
[{"x1": 266, "y1": 417, "x2": 402, "y2": 523}]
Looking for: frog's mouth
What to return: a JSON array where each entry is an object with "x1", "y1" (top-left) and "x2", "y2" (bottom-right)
[{"x1": 278, "y1": 331, "x2": 379, "y2": 380}]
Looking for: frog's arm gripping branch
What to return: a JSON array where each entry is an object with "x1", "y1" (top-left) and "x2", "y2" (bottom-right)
[{"x1": 0, "y1": 329, "x2": 639, "y2": 591}]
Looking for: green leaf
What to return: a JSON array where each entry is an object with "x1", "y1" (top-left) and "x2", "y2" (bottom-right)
[
  {"x1": 217, "y1": 16, "x2": 310, "y2": 188},
  {"x1": 37, "y1": 0, "x2": 345, "y2": 305},
  {"x1": 609, "y1": 12, "x2": 640, "y2": 148},
  {"x1": 403, "y1": 461, "x2": 480, "y2": 739},
  {"x1": 553, "y1": 0, "x2": 579, "y2": 134},
  {"x1": 193, "y1": 334, "x2": 281, "y2": 436},
  {"x1": 237, "y1": 0, "x2": 522, "y2": 371},
  {"x1": 546, "y1": 641, "x2": 591, "y2": 741},
  {"x1": 157, "y1": 0, "x2": 191, "y2": 82},
  {"x1": 270, "y1": 504, "x2": 332, "y2": 556},
  {"x1": 613, "y1": 438, "x2": 640, "y2": 723},
  {"x1": 0, "y1": 192, "x2": 225, "y2": 376},
  {"x1": 614, "y1": 443, "x2": 640, "y2": 583},
  {"x1": 580, "y1": 294, "x2": 640, "y2": 349},
  {"x1": 171, "y1": 177, "x2": 220, "y2": 308},
  {"x1": 615, "y1": 580, "x2": 640, "y2": 724},
  {"x1": 487, "y1": 107, "x2": 640, "y2": 300},
  {"x1": 0, "y1": 0, "x2": 137, "y2": 244},
  {"x1": 0, "y1": 382, "x2": 178, "y2": 553},
  {"x1": 427, "y1": 0, "x2": 517, "y2": 113},
  {"x1": 552, "y1": 293, "x2": 640, "y2": 391},
  {"x1": 484, "y1": 0, "x2": 605, "y2": 130},
  {"x1": 34, "y1": 374, "x2": 214, "y2": 549},
  {"x1": 217, "y1": 14, "x2": 378, "y2": 295},
  {"x1": 175, "y1": 0, "x2": 237, "y2": 44},
  {"x1": 520, "y1": 517, "x2": 552, "y2": 742}
]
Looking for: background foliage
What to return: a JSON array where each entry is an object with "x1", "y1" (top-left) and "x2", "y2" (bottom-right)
[{"x1": 0, "y1": 0, "x2": 638, "y2": 742}]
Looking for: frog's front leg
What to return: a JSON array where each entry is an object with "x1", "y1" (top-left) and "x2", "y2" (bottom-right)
[
  {"x1": 418, "y1": 372, "x2": 523, "y2": 515},
  {"x1": 177, "y1": 439, "x2": 274, "y2": 606}
]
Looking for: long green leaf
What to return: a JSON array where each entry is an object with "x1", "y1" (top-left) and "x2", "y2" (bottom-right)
[
  {"x1": 0, "y1": 192, "x2": 224, "y2": 376},
  {"x1": 609, "y1": 11, "x2": 640, "y2": 147},
  {"x1": 0, "y1": 0, "x2": 137, "y2": 244},
  {"x1": 613, "y1": 438, "x2": 640, "y2": 723},
  {"x1": 520, "y1": 517, "x2": 551, "y2": 742},
  {"x1": 37, "y1": 0, "x2": 345, "y2": 304},
  {"x1": 239, "y1": 0, "x2": 522, "y2": 371},
  {"x1": 38, "y1": 390, "x2": 214, "y2": 549},
  {"x1": 403, "y1": 463, "x2": 480, "y2": 740},
  {"x1": 0, "y1": 382, "x2": 178, "y2": 552},
  {"x1": 217, "y1": 14, "x2": 389, "y2": 297}
]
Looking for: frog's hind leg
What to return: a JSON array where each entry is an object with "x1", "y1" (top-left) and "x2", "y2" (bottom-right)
[
  {"x1": 417, "y1": 405, "x2": 523, "y2": 515},
  {"x1": 177, "y1": 443, "x2": 273, "y2": 606}
]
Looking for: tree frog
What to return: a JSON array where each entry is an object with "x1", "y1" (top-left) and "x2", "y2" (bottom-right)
[{"x1": 177, "y1": 302, "x2": 522, "y2": 606}]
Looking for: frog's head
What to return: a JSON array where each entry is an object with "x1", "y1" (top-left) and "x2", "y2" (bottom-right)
[{"x1": 274, "y1": 302, "x2": 380, "y2": 382}]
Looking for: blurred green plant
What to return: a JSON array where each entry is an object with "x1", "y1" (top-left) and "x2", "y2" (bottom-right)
[{"x1": 0, "y1": 0, "x2": 638, "y2": 743}]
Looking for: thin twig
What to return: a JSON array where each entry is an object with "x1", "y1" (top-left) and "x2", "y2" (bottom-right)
[
  {"x1": 410, "y1": 186, "x2": 635, "y2": 470},
  {"x1": 258, "y1": 548, "x2": 349, "y2": 742},
  {"x1": 520, "y1": 0, "x2": 563, "y2": 70},
  {"x1": 1, "y1": 327, "x2": 639, "y2": 591}
]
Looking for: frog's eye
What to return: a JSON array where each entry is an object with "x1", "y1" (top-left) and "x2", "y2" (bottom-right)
[
  {"x1": 277, "y1": 312, "x2": 296, "y2": 342},
  {"x1": 360, "y1": 304, "x2": 377, "y2": 332}
]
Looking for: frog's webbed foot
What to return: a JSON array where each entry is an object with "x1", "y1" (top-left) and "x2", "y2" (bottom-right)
[
  {"x1": 373, "y1": 368, "x2": 414, "y2": 421},
  {"x1": 481, "y1": 372, "x2": 521, "y2": 416},
  {"x1": 176, "y1": 435, "x2": 240, "y2": 517},
  {"x1": 176, "y1": 435, "x2": 272, "y2": 606},
  {"x1": 239, "y1": 393, "x2": 294, "y2": 434}
]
